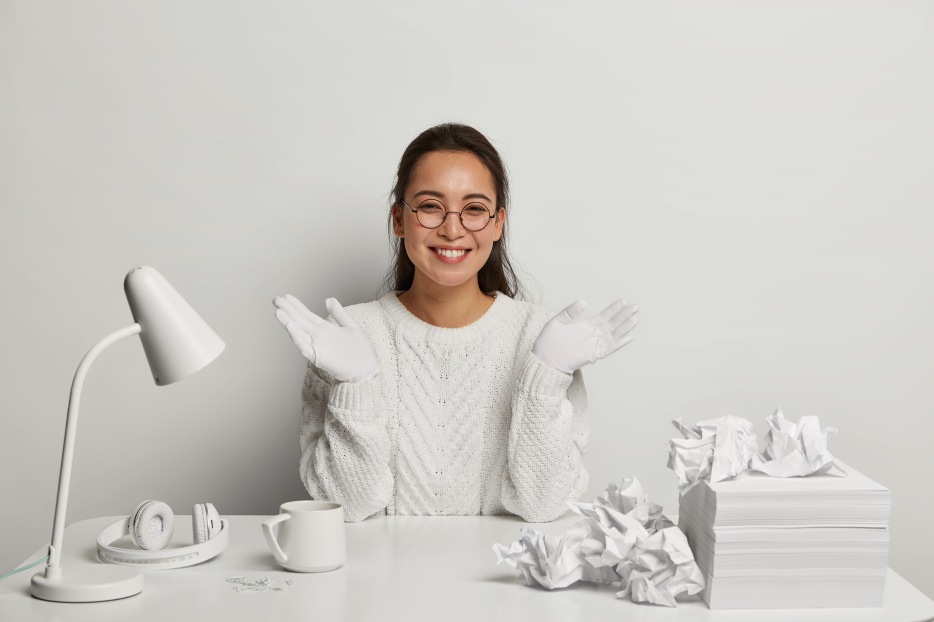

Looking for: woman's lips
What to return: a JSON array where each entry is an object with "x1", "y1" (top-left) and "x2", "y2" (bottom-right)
[{"x1": 431, "y1": 247, "x2": 471, "y2": 264}]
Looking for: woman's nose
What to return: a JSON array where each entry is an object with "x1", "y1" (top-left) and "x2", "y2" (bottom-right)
[{"x1": 440, "y1": 211, "x2": 465, "y2": 237}]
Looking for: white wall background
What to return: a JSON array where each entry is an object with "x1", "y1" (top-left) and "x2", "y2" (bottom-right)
[{"x1": 2, "y1": 0, "x2": 932, "y2": 600}]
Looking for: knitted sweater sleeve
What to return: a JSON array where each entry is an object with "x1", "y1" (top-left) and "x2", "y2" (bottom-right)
[
  {"x1": 501, "y1": 352, "x2": 589, "y2": 522},
  {"x1": 299, "y1": 363, "x2": 394, "y2": 522}
]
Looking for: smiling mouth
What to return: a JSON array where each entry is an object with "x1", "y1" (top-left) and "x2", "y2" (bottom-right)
[{"x1": 432, "y1": 248, "x2": 469, "y2": 258}]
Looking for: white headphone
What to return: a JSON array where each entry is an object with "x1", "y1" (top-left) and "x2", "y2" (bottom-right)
[{"x1": 97, "y1": 500, "x2": 229, "y2": 570}]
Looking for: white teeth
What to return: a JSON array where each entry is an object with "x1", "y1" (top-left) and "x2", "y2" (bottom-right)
[{"x1": 436, "y1": 249, "x2": 466, "y2": 258}]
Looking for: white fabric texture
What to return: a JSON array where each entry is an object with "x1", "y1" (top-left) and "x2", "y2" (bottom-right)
[{"x1": 299, "y1": 292, "x2": 590, "y2": 523}]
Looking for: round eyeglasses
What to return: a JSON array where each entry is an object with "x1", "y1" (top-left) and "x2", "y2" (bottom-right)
[{"x1": 400, "y1": 199, "x2": 496, "y2": 232}]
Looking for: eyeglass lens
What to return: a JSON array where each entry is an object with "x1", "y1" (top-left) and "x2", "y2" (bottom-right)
[{"x1": 415, "y1": 201, "x2": 492, "y2": 231}]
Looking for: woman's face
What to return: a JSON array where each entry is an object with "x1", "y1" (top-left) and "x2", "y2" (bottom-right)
[{"x1": 392, "y1": 150, "x2": 505, "y2": 292}]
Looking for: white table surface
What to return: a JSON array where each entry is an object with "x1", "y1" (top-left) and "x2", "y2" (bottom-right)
[{"x1": 2, "y1": 514, "x2": 933, "y2": 622}]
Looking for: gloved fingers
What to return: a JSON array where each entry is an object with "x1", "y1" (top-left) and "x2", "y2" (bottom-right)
[
  {"x1": 589, "y1": 299, "x2": 629, "y2": 326},
  {"x1": 605, "y1": 303, "x2": 638, "y2": 328},
  {"x1": 275, "y1": 307, "x2": 312, "y2": 341},
  {"x1": 274, "y1": 307, "x2": 290, "y2": 328},
  {"x1": 556, "y1": 299, "x2": 588, "y2": 324},
  {"x1": 617, "y1": 302, "x2": 639, "y2": 319},
  {"x1": 601, "y1": 303, "x2": 638, "y2": 331},
  {"x1": 277, "y1": 310, "x2": 318, "y2": 364},
  {"x1": 282, "y1": 294, "x2": 327, "y2": 327},
  {"x1": 601, "y1": 334, "x2": 636, "y2": 358},
  {"x1": 325, "y1": 297, "x2": 359, "y2": 329},
  {"x1": 609, "y1": 314, "x2": 639, "y2": 341},
  {"x1": 275, "y1": 294, "x2": 327, "y2": 332}
]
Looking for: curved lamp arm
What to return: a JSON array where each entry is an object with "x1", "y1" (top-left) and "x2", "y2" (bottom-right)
[{"x1": 44, "y1": 323, "x2": 141, "y2": 577}]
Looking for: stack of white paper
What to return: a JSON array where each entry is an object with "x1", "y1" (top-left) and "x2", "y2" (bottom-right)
[{"x1": 677, "y1": 461, "x2": 890, "y2": 609}]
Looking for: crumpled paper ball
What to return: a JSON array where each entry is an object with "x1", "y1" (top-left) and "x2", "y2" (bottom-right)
[
  {"x1": 616, "y1": 527, "x2": 707, "y2": 607},
  {"x1": 493, "y1": 477, "x2": 705, "y2": 607},
  {"x1": 668, "y1": 414, "x2": 758, "y2": 493},
  {"x1": 492, "y1": 524, "x2": 593, "y2": 589},
  {"x1": 749, "y1": 407, "x2": 841, "y2": 477}
]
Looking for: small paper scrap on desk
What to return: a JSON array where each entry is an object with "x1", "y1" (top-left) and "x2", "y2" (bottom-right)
[
  {"x1": 667, "y1": 407, "x2": 845, "y2": 491},
  {"x1": 493, "y1": 478, "x2": 705, "y2": 607},
  {"x1": 226, "y1": 576, "x2": 288, "y2": 592}
]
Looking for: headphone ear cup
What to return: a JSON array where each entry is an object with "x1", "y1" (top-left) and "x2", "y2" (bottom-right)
[
  {"x1": 132, "y1": 500, "x2": 175, "y2": 551},
  {"x1": 192, "y1": 503, "x2": 221, "y2": 544}
]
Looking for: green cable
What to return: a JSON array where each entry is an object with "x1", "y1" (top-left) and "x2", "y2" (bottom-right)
[{"x1": 0, "y1": 555, "x2": 50, "y2": 582}]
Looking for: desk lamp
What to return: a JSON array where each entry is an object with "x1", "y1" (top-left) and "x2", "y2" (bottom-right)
[{"x1": 31, "y1": 266, "x2": 225, "y2": 602}]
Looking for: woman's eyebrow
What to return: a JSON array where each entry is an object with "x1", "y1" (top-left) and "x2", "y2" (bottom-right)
[
  {"x1": 412, "y1": 190, "x2": 493, "y2": 203},
  {"x1": 413, "y1": 190, "x2": 444, "y2": 199}
]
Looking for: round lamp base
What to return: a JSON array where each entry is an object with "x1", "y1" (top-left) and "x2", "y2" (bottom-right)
[{"x1": 31, "y1": 565, "x2": 143, "y2": 602}]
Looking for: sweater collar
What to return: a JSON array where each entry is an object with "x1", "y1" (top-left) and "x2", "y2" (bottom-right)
[{"x1": 379, "y1": 291, "x2": 512, "y2": 344}]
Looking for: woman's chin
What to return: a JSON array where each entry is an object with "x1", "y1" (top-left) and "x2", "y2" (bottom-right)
[
  {"x1": 414, "y1": 268, "x2": 479, "y2": 291},
  {"x1": 431, "y1": 276, "x2": 476, "y2": 290}
]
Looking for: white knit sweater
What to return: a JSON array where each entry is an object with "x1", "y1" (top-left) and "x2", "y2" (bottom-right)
[{"x1": 299, "y1": 291, "x2": 589, "y2": 522}]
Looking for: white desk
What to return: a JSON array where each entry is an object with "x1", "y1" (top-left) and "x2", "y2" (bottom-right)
[{"x1": 2, "y1": 515, "x2": 933, "y2": 622}]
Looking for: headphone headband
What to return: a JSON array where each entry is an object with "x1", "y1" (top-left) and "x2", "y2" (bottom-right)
[{"x1": 97, "y1": 517, "x2": 229, "y2": 570}]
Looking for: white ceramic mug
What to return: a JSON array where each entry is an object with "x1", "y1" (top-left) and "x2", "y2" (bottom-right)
[{"x1": 262, "y1": 500, "x2": 346, "y2": 572}]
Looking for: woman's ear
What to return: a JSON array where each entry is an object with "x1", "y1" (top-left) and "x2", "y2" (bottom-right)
[
  {"x1": 392, "y1": 203, "x2": 405, "y2": 237},
  {"x1": 492, "y1": 207, "x2": 506, "y2": 242}
]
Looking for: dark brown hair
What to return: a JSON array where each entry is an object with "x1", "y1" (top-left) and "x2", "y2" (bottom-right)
[{"x1": 382, "y1": 123, "x2": 523, "y2": 299}]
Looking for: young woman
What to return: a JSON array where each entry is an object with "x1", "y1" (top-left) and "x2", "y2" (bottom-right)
[{"x1": 273, "y1": 123, "x2": 638, "y2": 522}]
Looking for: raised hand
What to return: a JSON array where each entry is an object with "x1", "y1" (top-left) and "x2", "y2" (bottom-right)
[
  {"x1": 532, "y1": 299, "x2": 638, "y2": 374},
  {"x1": 273, "y1": 294, "x2": 379, "y2": 383}
]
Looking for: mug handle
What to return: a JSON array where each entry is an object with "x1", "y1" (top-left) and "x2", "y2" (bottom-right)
[{"x1": 262, "y1": 513, "x2": 291, "y2": 564}]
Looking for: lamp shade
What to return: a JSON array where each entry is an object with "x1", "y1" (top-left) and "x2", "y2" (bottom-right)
[{"x1": 124, "y1": 266, "x2": 225, "y2": 385}]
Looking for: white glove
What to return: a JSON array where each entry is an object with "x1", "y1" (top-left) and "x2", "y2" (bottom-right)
[
  {"x1": 273, "y1": 294, "x2": 379, "y2": 383},
  {"x1": 532, "y1": 299, "x2": 639, "y2": 374}
]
